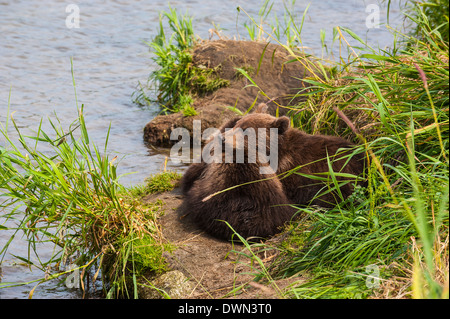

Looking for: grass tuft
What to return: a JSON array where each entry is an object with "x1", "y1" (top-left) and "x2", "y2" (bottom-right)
[
  {"x1": 0, "y1": 103, "x2": 171, "y2": 298},
  {"x1": 232, "y1": 0, "x2": 448, "y2": 299},
  {"x1": 129, "y1": 171, "x2": 182, "y2": 197},
  {"x1": 133, "y1": 6, "x2": 229, "y2": 113}
]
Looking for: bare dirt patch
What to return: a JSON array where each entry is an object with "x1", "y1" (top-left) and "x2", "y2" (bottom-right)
[{"x1": 139, "y1": 188, "x2": 303, "y2": 299}]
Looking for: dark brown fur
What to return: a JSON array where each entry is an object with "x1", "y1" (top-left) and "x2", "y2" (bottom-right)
[
  {"x1": 277, "y1": 128, "x2": 366, "y2": 207},
  {"x1": 180, "y1": 117, "x2": 239, "y2": 195},
  {"x1": 181, "y1": 116, "x2": 297, "y2": 240},
  {"x1": 233, "y1": 112, "x2": 367, "y2": 207},
  {"x1": 181, "y1": 111, "x2": 366, "y2": 240}
]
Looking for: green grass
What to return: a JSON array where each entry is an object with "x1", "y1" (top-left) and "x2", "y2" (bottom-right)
[
  {"x1": 133, "y1": 6, "x2": 229, "y2": 113},
  {"x1": 228, "y1": 0, "x2": 448, "y2": 299},
  {"x1": 0, "y1": 69, "x2": 173, "y2": 298},
  {"x1": 407, "y1": 0, "x2": 449, "y2": 45},
  {"x1": 130, "y1": 170, "x2": 182, "y2": 197},
  {"x1": 1, "y1": 0, "x2": 448, "y2": 300}
]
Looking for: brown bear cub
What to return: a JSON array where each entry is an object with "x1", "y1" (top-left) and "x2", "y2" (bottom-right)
[
  {"x1": 276, "y1": 119, "x2": 366, "y2": 208},
  {"x1": 181, "y1": 106, "x2": 366, "y2": 240},
  {"x1": 181, "y1": 116, "x2": 298, "y2": 240}
]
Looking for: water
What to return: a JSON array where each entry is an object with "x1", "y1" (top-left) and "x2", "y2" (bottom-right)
[{"x1": 0, "y1": 0, "x2": 404, "y2": 298}]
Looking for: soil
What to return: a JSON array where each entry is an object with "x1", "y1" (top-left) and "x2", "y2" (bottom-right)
[
  {"x1": 140, "y1": 188, "x2": 303, "y2": 299},
  {"x1": 143, "y1": 40, "x2": 320, "y2": 146},
  {"x1": 138, "y1": 40, "x2": 313, "y2": 299}
]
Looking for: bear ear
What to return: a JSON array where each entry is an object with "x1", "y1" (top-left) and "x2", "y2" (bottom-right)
[
  {"x1": 274, "y1": 116, "x2": 290, "y2": 134},
  {"x1": 255, "y1": 103, "x2": 268, "y2": 113}
]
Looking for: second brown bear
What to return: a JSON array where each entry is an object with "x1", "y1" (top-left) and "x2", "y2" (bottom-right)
[
  {"x1": 181, "y1": 111, "x2": 366, "y2": 240},
  {"x1": 181, "y1": 116, "x2": 298, "y2": 240}
]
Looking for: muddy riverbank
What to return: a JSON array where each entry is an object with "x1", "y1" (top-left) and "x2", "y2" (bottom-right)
[{"x1": 138, "y1": 187, "x2": 303, "y2": 299}]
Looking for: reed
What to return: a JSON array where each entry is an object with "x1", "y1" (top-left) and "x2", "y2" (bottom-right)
[
  {"x1": 133, "y1": 6, "x2": 228, "y2": 114},
  {"x1": 0, "y1": 67, "x2": 172, "y2": 298},
  {"x1": 232, "y1": 0, "x2": 448, "y2": 299},
  {"x1": 1, "y1": 0, "x2": 447, "y2": 300}
]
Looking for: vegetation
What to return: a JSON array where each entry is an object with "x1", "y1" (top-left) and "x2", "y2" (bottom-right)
[
  {"x1": 233, "y1": 0, "x2": 449, "y2": 299},
  {"x1": 0, "y1": 68, "x2": 177, "y2": 298},
  {"x1": 1, "y1": 0, "x2": 448, "y2": 299},
  {"x1": 133, "y1": 6, "x2": 229, "y2": 114},
  {"x1": 130, "y1": 170, "x2": 181, "y2": 197}
]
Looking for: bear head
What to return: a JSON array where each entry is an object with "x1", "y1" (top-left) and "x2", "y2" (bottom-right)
[{"x1": 203, "y1": 110, "x2": 290, "y2": 175}]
